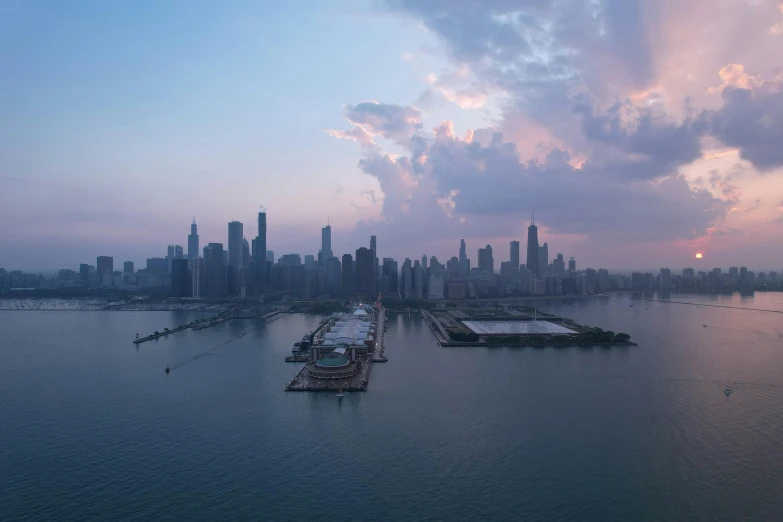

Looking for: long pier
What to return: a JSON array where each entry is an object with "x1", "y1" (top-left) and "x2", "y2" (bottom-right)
[{"x1": 285, "y1": 305, "x2": 386, "y2": 392}]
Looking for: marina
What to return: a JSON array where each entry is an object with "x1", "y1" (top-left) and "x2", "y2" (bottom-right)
[{"x1": 285, "y1": 302, "x2": 386, "y2": 392}]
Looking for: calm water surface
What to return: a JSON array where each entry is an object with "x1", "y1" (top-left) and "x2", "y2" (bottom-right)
[{"x1": 1, "y1": 293, "x2": 783, "y2": 521}]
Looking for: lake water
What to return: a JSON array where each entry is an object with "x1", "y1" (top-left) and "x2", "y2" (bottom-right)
[{"x1": 1, "y1": 293, "x2": 782, "y2": 521}]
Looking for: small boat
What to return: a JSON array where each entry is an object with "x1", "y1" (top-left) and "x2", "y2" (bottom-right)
[
  {"x1": 703, "y1": 325, "x2": 707, "y2": 327},
  {"x1": 724, "y1": 388, "x2": 732, "y2": 396},
  {"x1": 336, "y1": 381, "x2": 346, "y2": 398},
  {"x1": 165, "y1": 365, "x2": 170, "y2": 374}
]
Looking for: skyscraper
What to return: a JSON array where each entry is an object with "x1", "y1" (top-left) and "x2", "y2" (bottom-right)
[
  {"x1": 204, "y1": 243, "x2": 225, "y2": 298},
  {"x1": 526, "y1": 211, "x2": 539, "y2": 278},
  {"x1": 251, "y1": 212, "x2": 267, "y2": 295},
  {"x1": 538, "y1": 243, "x2": 549, "y2": 278},
  {"x1": 568, "y1": 257, "x2": 576, "y2": 274},
  {"x1": 421, "y1": 255, "x2": 428, "y2": 271},
  {"x1": 123, "y1": 261, "x2": 134, "y2": 274},
  {"x1": 321, "y1": 224, "x2": 333, "y2": 259},
  {"x1": 402, "y1": 259, "x2": 412, "y2": 299},
  {"x1": 553, "y1": 253, "x2": 565, "y2": 276},
  {"x1": 478, "y1": 245, "x2": 494, "y2": 273},
  {"x1": 228, "y1": 221, "x2": 244, "y2": 269},
  {"x1": 459, "y1": 239, "x2": 469, "y2": 277},
  {"x1": 188, "y1": 217, "x2": 199, "y2": 259},
  {"x1": 256, "y1": 212, "x2": 267, "y2": 259},
  {"x1": 341, "y1": 254, "x2": 354, "y2": 296},
  {"x1": 191, "y1": 257, "x2": 207, "y2": 298},
  {"x1": 97, "y1": 256, "x2": 113, "y2": 277},
  {"x1": 355, "y1": 247, "x2": 375, "y2": 297},
  {"x1": 510, "y1": 241, "x2": 520, "y2": 268},
  {"x1": 171, "y1": 258, "x2": 190, "y2": 297}
]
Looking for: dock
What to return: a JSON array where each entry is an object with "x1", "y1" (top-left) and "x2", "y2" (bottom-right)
[{"x1": 285, "y1": 305, "x2": 386, "y2": 392}]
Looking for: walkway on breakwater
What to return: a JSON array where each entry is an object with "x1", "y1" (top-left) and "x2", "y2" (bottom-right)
[{"x1": 631, "y1": 297, "x2": 783, "y2": 314}]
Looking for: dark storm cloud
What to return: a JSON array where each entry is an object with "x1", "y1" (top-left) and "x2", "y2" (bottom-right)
[
  {"x1": 574, "y1": 101, "x2": 706, "y2": 179},
  {"x1": 421, "y1": 129, "x2": 728, "y2": 241},
  {"x1": 709, "y1": 86, "x2": 783, "y2": 171}
]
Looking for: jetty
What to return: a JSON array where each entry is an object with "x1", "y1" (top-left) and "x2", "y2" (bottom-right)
[{"x1": 286, "y1": 303, "x2": 386, "y2": 392}]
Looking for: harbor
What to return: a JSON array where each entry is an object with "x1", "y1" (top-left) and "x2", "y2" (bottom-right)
[{"x1": 285, "y1": 302, "x2": 386, "y2": 392}]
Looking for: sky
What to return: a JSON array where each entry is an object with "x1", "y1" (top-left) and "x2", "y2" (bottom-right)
[{"x1": 2, "y1": 0, "x2": 783, "y2": 271}]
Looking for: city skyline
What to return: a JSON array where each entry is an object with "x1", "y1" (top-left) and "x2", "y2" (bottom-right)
[{"x1": 3, "y1": 1, "x2": 783, "y2": 270}]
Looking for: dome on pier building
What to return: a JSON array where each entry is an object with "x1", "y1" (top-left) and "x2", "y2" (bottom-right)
[{"x1": 315, "y1": 347, "x2": 350, "y2": 369}]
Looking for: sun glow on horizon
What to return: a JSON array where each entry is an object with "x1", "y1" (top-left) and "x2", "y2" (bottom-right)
[{"x1": 695, "y1": 252, "x2": 704, "y2": 259}]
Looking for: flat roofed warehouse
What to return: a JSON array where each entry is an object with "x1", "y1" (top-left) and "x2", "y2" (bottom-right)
[{"x1": 461, "y1": 321, "x2": 576, "y2": 336}]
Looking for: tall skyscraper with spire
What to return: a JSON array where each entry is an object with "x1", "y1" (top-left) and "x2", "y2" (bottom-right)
[
  {"x1": 526, "y1": 210, "x2": 540, "y2": 278},
  {"x1": 188, "y1": 217, "x2": 199, "y2": 259}
]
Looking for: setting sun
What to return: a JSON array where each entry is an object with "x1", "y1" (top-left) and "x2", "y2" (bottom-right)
[{"x1": 695, "y1": 253, "x2": 703, "y2": 259}]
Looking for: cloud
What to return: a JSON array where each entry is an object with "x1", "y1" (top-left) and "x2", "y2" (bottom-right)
[
  {"x1": 344, "y1": 101, "x2": 422, "y2": 142},
  {"x1": 745, "y1": 198, "x2": 762, "y2": 212},
  {"x1": 708, "y1": 79, "x2": 783, "y2": 170},
  {"x1": 326, "y1": 126, "x2": 376, "y2": 149}
]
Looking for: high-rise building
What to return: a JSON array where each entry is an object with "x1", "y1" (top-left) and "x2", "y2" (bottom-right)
[
  {"x1": 228, "y1": 221, "x2": 244, "y2": 269},
  {"x1": 510, "y1": 241, "x2": 520, "y2": 268},
  {"x1": 167, "y1": 245, "x2": 183, "y2": 274},
  {"x1": 255, "y1": 212, "x2": 267, "y2": 259},
  {"x1": 266, "y1": 250, "x2": 274, "y2": 263},
  {"x1": 422, "y1": 255, "x2": 428, "y2": 272},
  {"x1": 553, "y1": 253, "x2": 565, "y2": 276},
  {"x1": 147, "y1": 258, "x2": 168, "y2": 278},
  {"x1": 568, "y1": 257, "x2": 576, "y2": 274},
  {"x1": 204, "y1": 243, "x2": 225, "y2": 298},
  {"x1": 478, "y1": 245, "x2": 494, "y2": 273},
  {"x1": 191, "y1": 257, "x2": 207, "y2": 298},
  {"x1": 660, "y1": 268, "x2": 671, "y2": 291},
  {"x1": 526, "y1": 211, "x2": 539, "y2": 278},
  {"x1": 427, "y1": 276, "x2": 444, "y2": 299},
  {"x1": 341, "y1": 254, "x2": 354, "y2": 295},
  {"x1": 97, "y1": 256, "x2": 113, "y2": 277},
  {"x1": 123, "y1": 261, "x2": 134, "y2": 274},
  {"x1": 325, "y1": 257, "x2": 341, "y2": 293},
  {"x1": 242, "y1": 238, "x2": 250, "y2": 267},
  {"x1": 188, "y1": 217, "x2": 199, "y2": 259},
  {"x1": 321, "y1": 224, "x2": 333, "y2": 259},
  {"x1": 538, "y1": 243, "x2": 549, "y2": 277},
  {"x1": 402, "y1": 258, "x2": 412, "y2": 299},
  {"x1": 382, "y1": 258, "x2": 398, "y2": 294},
  {"x1": 370, "y1": 235, "x2": 377, "y2": 258},
  {"x1": 171, "y1": 258, "x2": 190, "y2": 297},
  {"x1": 413, "y1": 260, "x2": 423, "y2": 299},
  {"x1": 355, "y1": 247, "x2": 375, "y2": 297},
  {"x1": 79, "y1": 264, "x2": 90, "y2": 284}
]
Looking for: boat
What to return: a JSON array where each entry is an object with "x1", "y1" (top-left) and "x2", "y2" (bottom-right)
[
  {"x1": 724, "y1": 388, "x2": 732, "y2": 396},
  {"x1": 165, "y1": 365, "x2": 170, "y2": 374},
  {"x1": 336, "y1": 381, "x2": 346, "y2": 398},
  {"x1": 703, "y1": 325, "x2": 707, "y2": 327}
]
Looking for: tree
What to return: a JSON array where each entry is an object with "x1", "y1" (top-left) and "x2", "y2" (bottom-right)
[{"x1": 614, "y1": 333, "x2": 631, "y2": 342}]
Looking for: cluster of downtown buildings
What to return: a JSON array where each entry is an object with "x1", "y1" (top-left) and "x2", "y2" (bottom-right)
[{"x1": 1, "y1": 211, "x2": 780, "y2": 298}]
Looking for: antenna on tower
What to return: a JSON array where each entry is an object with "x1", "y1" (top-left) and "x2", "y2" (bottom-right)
[
  {"x1": 531, "y1": 208, "x2": 535, "y2": 226},
  {"x1": 192, "y1": 215, "x2": 196, "y2": 224}
]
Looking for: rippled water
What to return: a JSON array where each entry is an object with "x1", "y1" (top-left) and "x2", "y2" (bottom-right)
[{"x1": 1, "y1": 293, "x2": 782, "y2": 520}]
